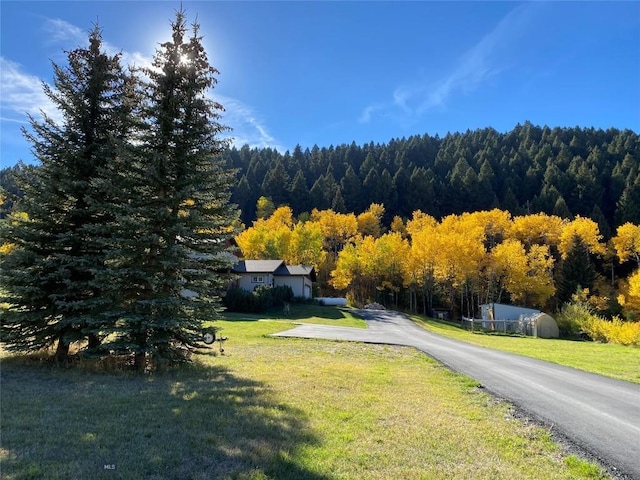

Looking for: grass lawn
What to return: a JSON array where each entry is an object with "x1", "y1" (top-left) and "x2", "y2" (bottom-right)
[
  {"x1": 410, "y1": 315, "x2": 640, "y2": 385},
  {"x1": 0, "y1": 306, "x2": 609, "y2": 479},
  {"x1": 220, "y1": 304, "x2": 366, "y2": 329}
]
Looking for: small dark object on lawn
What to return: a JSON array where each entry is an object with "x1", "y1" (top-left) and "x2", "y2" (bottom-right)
[{"x1": 218, "y1": 336, "x2": 229, "y2": 353}]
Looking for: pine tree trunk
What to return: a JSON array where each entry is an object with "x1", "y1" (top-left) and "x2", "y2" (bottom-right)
[
  {"x1": 88, "y1": 334, "x2": 101, "y2": 350},
  {"x1": 134, "y1": 352, "x2": 146, "y2": 371},
  {"x1": 54, "y1": 339, "x2": 70, "y2": 362}
]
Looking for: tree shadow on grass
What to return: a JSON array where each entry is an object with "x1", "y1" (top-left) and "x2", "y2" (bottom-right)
[
  {"x1": 284, "y1": 305, "x2": 348, "y2": 321},
  {"x1": 0, "y1": 359, "x2": 330, "y2": 480},
  {"x1": 225, "y1": 304, "x2": 353, "y2": 322}
]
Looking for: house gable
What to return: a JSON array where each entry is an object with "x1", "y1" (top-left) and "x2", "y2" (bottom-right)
[{"x1": 231, "y1": 260, "x2": 315, "y2": 298}]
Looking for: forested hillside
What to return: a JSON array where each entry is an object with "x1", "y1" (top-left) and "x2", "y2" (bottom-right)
[
  {"x1": 3, "y1": 122, "x2": 639, "y2": 234},
  {"x1": 221, "y1": 122, "x2": 639, "y2": 235}
]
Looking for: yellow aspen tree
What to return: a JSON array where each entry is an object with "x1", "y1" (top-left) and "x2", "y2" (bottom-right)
[
  {"x1": 490, "y1": 239, "x2": 528, "y2": 303},
  {"x1": 559, "y1": 216, "x2": 606, "y2": 259},
  {"x1": 235, "y1": 224, "x2": 268, "y2": 258},
  {"x1": 524, "y1": 244, "x2": 556, "y2": 308},
  {"x1": 262, "y1": 224, "x2": 292, "y2": 260},
  {"x1": 405, "y1": 210, "x2": 440, "y2": 313},
  {"x1": 311, "y1": 208, "x2": 359, "y2": 294},
  {"x1": 256, "y1": 196, "x2": 275, "y2": 219},
  {"x1": 358, "y1": 235, "x2": 379, "y2": 302},
  {"x1": 491, "y1": 240, "x2": 555, "y2": 308},
  {"x1": 330, "y1": 242, "x2": 359, "y2": 290},
  {"x1": 331, "y1": 238, "x2": 367, "y2": 303},
  {"x1": 356, "y1": 203, "x2": 385, "y2": 238},
  {"x1": 374, "y1": 232, "x2": 410, "y2": 306},
  {"x1": 508, "y1": 213, "x2": 564, "y2": 249},
  {"x1": 264, "y1": 206, "x2": 295, "y2": 230},
  {"x1": 406, "y1": 210, "x2": 437, "y2": 238},
  {"x1": 404, "y1": 214, "x2": 439, "y2": 313},
  {"x1": 235, "y1": 206, "x2": 295, "y2": 259},
  {"x1": 434, "y1": 214, "x2": 486, "y2": 317},
  {"x1": 310, "y1": 208, "x2": 358, "y2": 255},
  {"x1": 617, "y1": 269, "x2": 640, "y2": 320},
  {"x1": 466, "y1": 209, "x2": 512, "y2": 249},
  {"x1": 287, "y1": 221, "x2": 326, "y2": 268},
  {"x1": 390, "y1": 215, "x2": 407, "y2": 237},
  {"x1": 612, "y1": 223, "x2": 640, "y2": 267}
]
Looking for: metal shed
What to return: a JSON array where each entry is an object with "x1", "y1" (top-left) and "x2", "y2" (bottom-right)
[{"x1": 473, "y1": 303, "x2": 559, "y2": 338}]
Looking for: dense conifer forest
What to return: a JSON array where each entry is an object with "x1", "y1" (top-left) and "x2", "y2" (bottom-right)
[{"x1": 219, "y1": 123, "x2": 639, "y2": 235}]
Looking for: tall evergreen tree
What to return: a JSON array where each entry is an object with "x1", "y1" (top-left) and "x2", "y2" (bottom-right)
[
  {"x1": 556, "y1": 235, "x2": 598, "y2": 306},
  {"x1": 407, "y1": 167, "x2": 435, "y2": 216},
  {"x1": 261, "y1": 158, "x2": 290, "y2": 206},
  {"x1": 289, "y1": 170, "x2": 311, "y2": 215},
  {"x1": 553, "y1": 195, "x2": 572, "y2": 219},
  {"x1": 99, "y1": 10, "x2": 238, "y2": 369},
  {"x1": 232, "y1": 175, "x2": 254, "y2": 224},
  {"x1": 309, "y1": 175, "x2": 331, "y2": 211},
  {"x1": 392, "y1": 165, "x2": 411, "y2": 217},
  {"x1": 0, "y1": 27, "x2": 133, "y2": 361},
  {"x1": 340, "y1": 165, "x2": 364, "y2": 213},
  {"x1": 331, "y1": 188, "x2": 346, "y2": 213},
  {"x1": 615, "y1": 175, "x2": 640, "y2": 226}
]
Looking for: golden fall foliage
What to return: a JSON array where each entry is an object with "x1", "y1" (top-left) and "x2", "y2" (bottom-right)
[
  {"x1": 612, "y1": 223, "x2": 640, "y2": 267},
  {"x1": 617, "y1": 268, "x2": 640, "y2": 320},
  {"x1": 558, "y1": 216, "x2": 606, "y2": 258},
  {"x1": 356, "y1": 203, "x2": 385, "y2": 238},
  {"x1": 235, "y1": 205, "x2": 637, "y2": 317},
  {"x1": 509, "y1": 213, "x2": 563, "y2": 249}
]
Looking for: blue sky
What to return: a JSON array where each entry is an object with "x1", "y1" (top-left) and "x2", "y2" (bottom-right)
[{"x1": 1, "y1": 1, "x2": 639, "y2": 168}]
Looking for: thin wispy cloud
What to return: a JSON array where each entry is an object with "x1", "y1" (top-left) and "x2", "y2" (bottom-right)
[
  {"x1": 44, "y1": 17, "x2": 153, "y2": 71},
  {"x1": 0, "y1": 57, "x2": 61, "y2": 124},
  {"x1": 358, "y1": 104, "x2": 382, "y2": 124},
  {"x1": 0, "y1": 117, "x2": 29, "y2": 125},
  {"x1": 216, "y1": 95, "x2": 285, "y2": 151},
  {"x1": 1, "y1": 16, "x2": 283, "y2": 152},
  {"x1": 43, "y1": 17, "x2": 85, "y2": 45},
  {"x1": 359, "y1": 3, "x2": 541, "y2": 123}
]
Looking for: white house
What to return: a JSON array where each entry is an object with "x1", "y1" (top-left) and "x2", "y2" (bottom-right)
[{"x1": 231, "y1": 260, "x2": 316, "y2": 299}]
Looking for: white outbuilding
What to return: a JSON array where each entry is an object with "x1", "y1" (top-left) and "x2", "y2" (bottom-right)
[{"x1": 477, "y1": 303, "x2": 559, "y2": 338}]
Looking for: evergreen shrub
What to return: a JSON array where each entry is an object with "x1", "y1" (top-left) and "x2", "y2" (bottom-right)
[{"x1": 223, "y1": 286, "x2": 293, "y2": 313}]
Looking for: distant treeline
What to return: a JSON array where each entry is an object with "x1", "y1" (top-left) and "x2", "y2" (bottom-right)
[
  {"x1": 3, "y1": 122, "x2": 639, "y2": 234},
  {"x1": 222, "y1": 122, "x2": 639, "y2": 235}
]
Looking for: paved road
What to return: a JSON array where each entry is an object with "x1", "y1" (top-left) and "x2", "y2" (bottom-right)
[{"x1": 272, "y1": 309, "x2": 640, "y2": 479}]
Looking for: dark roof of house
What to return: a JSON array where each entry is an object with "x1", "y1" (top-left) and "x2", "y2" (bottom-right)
[
  {"x1": 274, "y1": 264, "x2": 317, "y2": 281},
  {"x1": 232, "y1": 260, "x2": 284, "y2": 273},
  {"x1": 232, "y1": 260, "x2": 316, "y2": 281}
]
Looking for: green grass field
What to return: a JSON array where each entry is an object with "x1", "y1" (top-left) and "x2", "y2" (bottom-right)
[{"x1": 0, "y1": 305, "x2": 613, "y2": 479}]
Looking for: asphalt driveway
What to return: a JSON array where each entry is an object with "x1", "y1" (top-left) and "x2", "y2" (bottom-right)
[{"x1": 271, "y1": 309, "x2": 640, "y2": 479}]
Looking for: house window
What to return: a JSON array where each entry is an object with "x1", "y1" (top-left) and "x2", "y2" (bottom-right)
[{"x1": 251, "y1": 275, "x2": 264, "y2": 283}]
